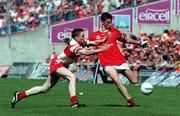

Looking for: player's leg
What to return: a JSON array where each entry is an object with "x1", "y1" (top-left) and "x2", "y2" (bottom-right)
[
  {"x1": 25, "y1": 72, "x2": 60, "y2": 95},
  {"x1": 55, "y1": 67, "x2": 85, "y2": 107},
  {"x1": 105, "y1": 67, "x2": 131, "y2": 99},
  {"x1": 123, "y1": 69, "x2": 139, "y2": 84},
  {"x1": 120, "y1": 70, "x2": 137, "y2": 106},
  {"x1": 11, "y1": 72, "x2": 59, "y2": 108},
  {"x1": 105, "y1": 67, "x2": 136, "y2": 107}
]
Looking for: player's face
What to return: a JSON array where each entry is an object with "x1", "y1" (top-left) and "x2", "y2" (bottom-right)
[
  {"x1": 102, "y1": 19, "x2": 112, "y2": 30},
  {"x1": 76, "y1": 31, "x2": 85, "y2": 45}
]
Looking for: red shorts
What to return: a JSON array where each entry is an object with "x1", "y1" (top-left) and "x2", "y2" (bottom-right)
[
  {"x1": 49, "y1": 62, "x2": 65, "y2": 74},
  {"x1": 49, "y1": 54, "x2": 65, "y2": 74}
]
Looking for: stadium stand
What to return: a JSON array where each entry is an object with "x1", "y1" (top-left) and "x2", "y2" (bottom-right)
[{"x1": 0, "y1": 0, "x2": 159, "y2": 35}]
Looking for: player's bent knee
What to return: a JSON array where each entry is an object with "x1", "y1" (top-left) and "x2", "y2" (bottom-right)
[
  {"x1": 125, "y1": 70, "x2": 138, "y2": 84},
  {"x1": 113, "y1": 78, "x2": 121, "y2": 85},
  {"x1": 69, "y1": 74, "x2": 76, "y2": 81},
  {"x1": 41, "y1": 85, "x2": 51, "y2": 93}
]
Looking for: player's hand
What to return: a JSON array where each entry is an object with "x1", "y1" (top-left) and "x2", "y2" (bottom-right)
[
  {"x1": 101, "y1": 36, "x2": 108, "y2": 43},
  {"x1": 100, "y1": 44, "x2": 111, "y2": 51},
  {"x1": 122, "y1": 33, "x2": 127, "y2": 39},
  {"x1": 102, "y1": 32, "x2": 111, "y2": 43},
  {"x1": 140, "y1": 41, "x2": 149, "y2": 48}
]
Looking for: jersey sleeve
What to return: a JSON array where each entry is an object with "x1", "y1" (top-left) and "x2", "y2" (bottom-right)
[
  {"x1": 70, "y1": 44, "x2": 83, "y2": 55},
  {"x1": 64, "y1": 44, "x2": 83, "y2": 57},
  {"x1": 88, "y1": 32, "x2": 97, "y2": 41},
  {"x1": 113, "y1": 28, "x2": 124, "y2": 41}
]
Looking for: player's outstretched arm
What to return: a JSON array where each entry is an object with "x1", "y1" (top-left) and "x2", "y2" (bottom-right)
[
  {"x1": 124, "y1": 34, "x2": 149, "y2": 48},
  {"x1": 77, "y1": 45, "x2": 110, "y2": 55},
  {"x1": 87, "y1": 35, "x2": 109, "y2": 46},
  {"x1": 124, "y1": 34, "x2": 141, "y2": 45}
]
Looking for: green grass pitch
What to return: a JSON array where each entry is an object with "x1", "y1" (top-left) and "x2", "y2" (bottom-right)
[{"x1": 0, "y1": 78, "x2": 180, "y2": 116}]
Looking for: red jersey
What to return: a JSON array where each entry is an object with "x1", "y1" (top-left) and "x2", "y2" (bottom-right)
[{"x1": 89, "y1": 27, "x2": 126, "y2": 66}]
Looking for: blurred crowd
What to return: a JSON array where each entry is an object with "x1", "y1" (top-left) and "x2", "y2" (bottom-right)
[
  {"x1": 123, "y1": 29, "x2": 180, "y2": 73},
  {"x1": 0, "y1": 0, "x2": 158, "y2": 35}
]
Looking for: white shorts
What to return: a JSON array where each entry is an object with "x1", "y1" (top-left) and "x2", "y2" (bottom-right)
[{"x1": 104, "y1": 63, "x2": 130, "y2": 72}]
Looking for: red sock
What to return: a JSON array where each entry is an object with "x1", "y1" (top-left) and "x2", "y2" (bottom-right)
[
  {"x1": 71, "y1": 96, "x2": 77, "y2": 105},
  {"x1": 128, "y1": 98, "x2": 136, "y2": 106},
  {"x1": 19, "y1": 92, "x2": 27, "y2": 100}
]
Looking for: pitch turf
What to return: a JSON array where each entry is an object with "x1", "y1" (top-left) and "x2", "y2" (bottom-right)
[{"x1": 0, "y1": 78, "x2": 180, "y2": 116}]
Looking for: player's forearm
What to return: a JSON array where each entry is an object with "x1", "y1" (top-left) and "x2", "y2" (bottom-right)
[
  {"x1": 87, "y1": 41, "x2": 98, "y2": 46},
  {"x1": 82, "y1": 48, "x2": 103, "y2": 55},
  {"x1": 126, "y1": 38, "x2": 141, "y2": 45},
  {"x1": 93, "y1": 39, "x2": 105, "y2": 45},
  {"x1": 87, "y1": 39, "x2": 105, "y2": 46}
]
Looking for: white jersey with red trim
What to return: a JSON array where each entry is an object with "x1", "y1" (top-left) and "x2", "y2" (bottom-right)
[
  {"x1": 49, "y1": 39, "x2": 86, "y2": 74},
  {"x1": 57, "y1": 39, "x2": 83, "y2": 65}
]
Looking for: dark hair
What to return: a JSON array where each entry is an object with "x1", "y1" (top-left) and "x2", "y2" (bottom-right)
[
  {"x1": 162, "y1": 55, "x2": 169, "y2": 61},
  {"x1": 100, "y1": 12, "x2": 112, "y2": 22},
  {"x1": 163, "y1": 30, "x2": 169, "y2": 34},
  {"x1": 64, "y1": 38, "x2": 71, "y2": 45},
  {"x1": 71, "y1": 28, "x2": 84, "y2": 39}
]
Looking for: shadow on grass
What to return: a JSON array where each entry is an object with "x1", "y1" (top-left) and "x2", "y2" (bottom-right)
[
  {"x1": 56, "y1": 105, "x2": 72, "y2": 108},
  {"x1": 101, "y1": 104, "x2": 140, "y2": 107},
  {"x1": 56, "y1": 104, "x2": 140, "y2": 108}
]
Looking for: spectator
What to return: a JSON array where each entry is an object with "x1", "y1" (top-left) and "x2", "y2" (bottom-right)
[
  {"x1": 161, "y1": 29, "x2": 171, "y2": 42},
  {"x1": 52, "y1": 0, "x2": 62, "y2": 8},
  {"x1": 27, "y1": 13, "x2": 38, "y2": 28},
  {"x1": 0, "y1": 15, "x2": 6, "y2": 28},
  {"x1": 97, "y1": 0, "x2": 103, "y2": 13},
  {"x1": 102, "y1": 0, "x2": 111, "y2": 13},
  {"x1": 174, "y1": 60, "x2": 180, "y2": 72},
  {"x1": 64, "y1": 2, "x2": 76, "y2": 21},
  {"x1": 0, "y1": 15, "x2": 6, "y2": 34}
]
